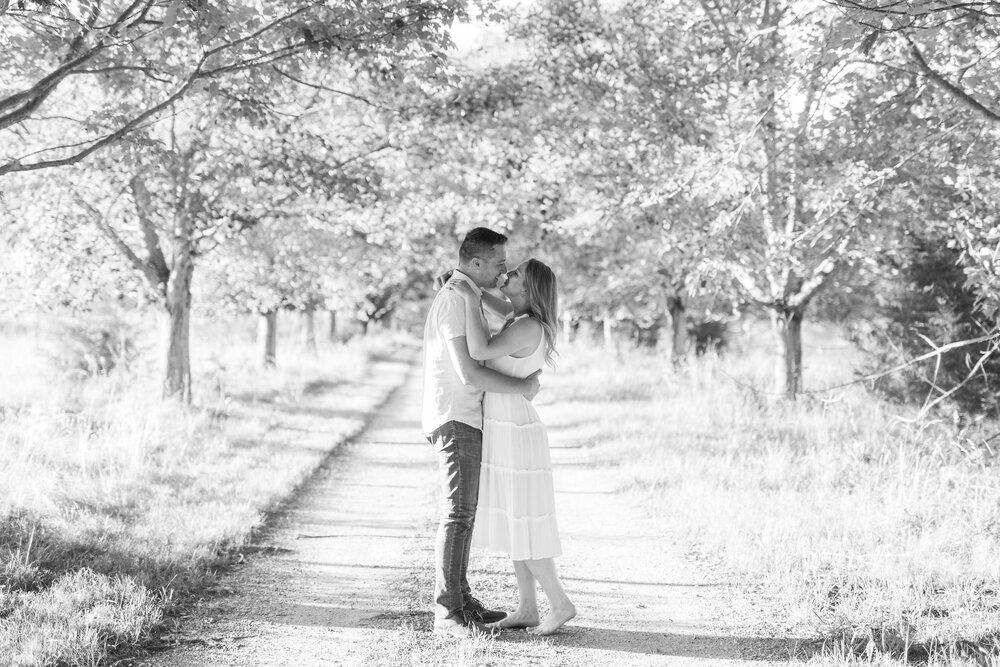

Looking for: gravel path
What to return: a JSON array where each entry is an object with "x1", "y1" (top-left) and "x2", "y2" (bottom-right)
[{"x1": 140, "y1": 363, "x2": 794, "y2": 666}]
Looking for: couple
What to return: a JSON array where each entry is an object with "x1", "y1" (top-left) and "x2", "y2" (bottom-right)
[{"x1": 421, "y1": 227, "x2": 577, "y2": 639}]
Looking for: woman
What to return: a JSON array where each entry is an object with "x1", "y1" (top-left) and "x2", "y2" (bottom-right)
[{"x1": 452, "y1": 258, "x2": 576, "y2": 635}]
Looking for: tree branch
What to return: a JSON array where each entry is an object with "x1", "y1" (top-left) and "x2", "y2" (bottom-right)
[
  {"x1": 204, "y1": 1, "x2": 324, "y2": 58},
  {"x1": 129, "y1": 174, "x2": 170, "y2": 287},
  {"x1": 0, "y1": 46, "x2": 105, "y2": 130},
  {"x1": 908, "y1": 334, "x2": 1000, "y2": 422},
  {"x1": 787, "y1": 253, "x2": 838, "y2": 308},
  {"x1": 905, "y1": 33, "x2": 1000, "y2": 123},
  {"x1": 1, "y1": 1, "x2": 425, "y2": 179},
  {"x1": 827, "y1": 0, "x2": 1000, "y2": 23},
  {"x1": 198, "y1": 39, "x2": 323, "y2": 78},
  {"x1": 76, "y1": 192, "x2": 166, "y2": 293},
  {"x1": 75, "y1": 65, "x2": 174, "y2": 84},
  {"x1": 0, "y1": 56, "x2": 208, "y2": 177},
  {"x1": 721, "y1": 329, "x2": 1000, "y2": 398},
  {"x1": 0, "y1": 0, "x2": 159, "y2": 128},
  {"x1": 271, "y1": 66, "x2": 383, "y2": 109},
  {"x1": 728, "y1": 263, "x2": 773, "y2": 306}
]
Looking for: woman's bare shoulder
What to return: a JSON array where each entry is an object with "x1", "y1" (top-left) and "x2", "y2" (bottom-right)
[{"x1": 509, "y1": 315, "x2": 543, "y2": 338}]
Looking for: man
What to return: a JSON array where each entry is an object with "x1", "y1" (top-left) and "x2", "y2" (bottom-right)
[{"x1": 422, "y1": 227, "x2": 541, "y2": 638}]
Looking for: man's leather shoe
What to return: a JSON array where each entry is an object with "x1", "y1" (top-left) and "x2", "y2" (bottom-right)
[
  {"x1": 464, "y1": 597, "x2": 507, "y2": 625},
  {"x1": 433, "y1": 610, "x2": 497, "y2": 638}
]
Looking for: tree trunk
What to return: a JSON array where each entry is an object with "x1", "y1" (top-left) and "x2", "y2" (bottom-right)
[
  {"x1": 303, "y1": 306, "x2": 317, "y2": 355},
  {"x1": 667, "y1": 296, "x2": 687, "y2": 369},
  {"x1": 262, "y1": 309, "x2": 277, "y2": 367},
  {"x1": 560, "y1": 309, "x2": 574, "y2": 343},
  {"x1": 163, "y1": 251, "x2": 193, "y2": 403},
  {"x1": 781, "y1": 307, "x2": 804, "y2": 399},
  {"x1": 602, "y1": 313, "x2": 614, "y2": 350},
  {"x1": 328, "y1": 310, "x2": 338, "y2": 342}
]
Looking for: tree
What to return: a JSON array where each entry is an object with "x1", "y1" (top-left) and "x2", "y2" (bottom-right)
[
  {"x1": 204, "y1": 209, "x2": 378, "y2": 366},
  {"x1": 1, "y1": 0, "x2": 473, "y2": 181},
  {"x1": 827, "y1": 0, "x2": 1000, "y2": 123},
  {"x1": 3, "y1": 86, "x2": 375, "y2": 397},
  {"x1": 3, "y1": 0, "x2": 479, "y2": 400},
  {"x1": 829, "y1": 0, "x2": 1000, "y2": 321},
  {"x1": 477, "y1": 0, "x2": 959, "y2": 396}
]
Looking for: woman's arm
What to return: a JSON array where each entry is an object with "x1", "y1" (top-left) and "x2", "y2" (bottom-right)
[
  {"x1": 462, "y1": 295, "x2": 541, "y2": 360},
  {"x1": 461, "y1": 293, "x2": 499, "y2": 360},
  {"x1": 481, "y1": 288, "x2": 513, "y2": 321}
]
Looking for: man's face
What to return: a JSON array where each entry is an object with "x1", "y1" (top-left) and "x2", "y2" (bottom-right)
[{"x1": 475, "y1": 245, "x2": 508, "y2": 288}]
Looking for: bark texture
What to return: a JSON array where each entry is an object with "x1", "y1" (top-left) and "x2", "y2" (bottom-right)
[
  {"x1": 262, "y1": 310, "x2": 278, "y2": 367},
  {"x1": 164, "y1": 251, "x2": 193, "y2": 403},
  {"x1": 667, "y1": 296, "x2": 687, "y2": 369},
  {"x1": 782, "y1": 307, "x2": 804, "y2": 399}
]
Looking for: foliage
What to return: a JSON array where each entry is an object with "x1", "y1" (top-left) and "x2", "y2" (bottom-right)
[
  {"x1": 829, "y1": 0, "x2": 1000, "y2": 319},
  {"x1": 0, "y1": 0, "x2": 475, "y2": 179},
  {"x1": 421, "y1": 0, "x2": 1000, "y2": 398},
  {"x1": 828, "y1": 0, "x2": 1000, "y2": 122},
  {"x1": 865, "y1": 229, "x2": 1000, "y2": 417},
  {"x1": 2, "y1": 0, "x2": 481, "y2": 397},
  {"x1": 3, "y1": 0, "x2": 1000, "y2": 402}
]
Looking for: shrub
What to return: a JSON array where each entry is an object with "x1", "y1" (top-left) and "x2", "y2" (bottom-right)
[{"x1": 864, "y1": 232, "x2": 1000, "y2": 419}]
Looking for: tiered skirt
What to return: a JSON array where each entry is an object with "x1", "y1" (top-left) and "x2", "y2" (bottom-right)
[{"x1": 472, "y1": 394, "x2": 561, "y2": 560}]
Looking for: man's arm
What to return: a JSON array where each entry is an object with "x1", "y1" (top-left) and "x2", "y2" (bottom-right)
[{"x1": 446, "y1": 336, "x2": 540, "y2": 399}]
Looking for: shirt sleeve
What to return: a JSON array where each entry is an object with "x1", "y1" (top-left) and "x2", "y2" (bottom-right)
[{"x1": 437, "y1": 293, "x2": 467, "y2": 340}]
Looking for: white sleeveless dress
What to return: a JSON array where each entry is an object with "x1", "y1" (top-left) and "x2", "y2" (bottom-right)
[{"x1": 472, "y1": 317, "x2": 562, "y2": 560}]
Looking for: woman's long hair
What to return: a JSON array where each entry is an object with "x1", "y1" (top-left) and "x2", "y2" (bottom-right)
[{"x1": 523, "y1": 259, "x2": 559, "y2": 366}]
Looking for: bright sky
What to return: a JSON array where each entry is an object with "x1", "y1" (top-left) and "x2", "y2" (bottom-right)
[
  {"x1": 448, "y1": 1, "x2": 529, "y2": 61},
  {"x1": 448, "y1": 0, "x2": 625, "y2": 63},
  {"x1": 450, "y1": 19, "x2": 508, "y2": 54}
]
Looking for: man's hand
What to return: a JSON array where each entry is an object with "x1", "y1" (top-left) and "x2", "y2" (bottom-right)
[{"x1": 523, "y1": 370, "x2": 541, "y2": 401}]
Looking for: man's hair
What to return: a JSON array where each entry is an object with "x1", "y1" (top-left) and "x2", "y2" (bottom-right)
[{"x1": 459, "y1": 227, "x2": 508, "y2": 264}]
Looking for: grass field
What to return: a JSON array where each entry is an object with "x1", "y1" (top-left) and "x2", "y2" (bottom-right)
[
  {"x1": 0, "y1": 311, "x2": 404, "y2": 666},
  {"x1": 3, "y1": 311, "x2": 998, "y2": 666},
  {"x1": 543, "y1": 323, "x2": 1000, "y2": 665}
]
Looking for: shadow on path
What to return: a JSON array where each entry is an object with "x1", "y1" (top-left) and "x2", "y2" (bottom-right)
[{"x1": 275, "y1": 603, "x2": 799, "y2": 662}]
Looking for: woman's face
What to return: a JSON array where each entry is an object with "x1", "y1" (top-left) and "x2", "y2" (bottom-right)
[{"x1": 500, "y1": 261, "x2": 529, "y2": 299}]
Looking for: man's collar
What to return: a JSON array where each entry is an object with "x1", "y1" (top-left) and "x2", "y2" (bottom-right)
[{"x1": 452, "y1": 269, "x2": 483, "y2": 296}]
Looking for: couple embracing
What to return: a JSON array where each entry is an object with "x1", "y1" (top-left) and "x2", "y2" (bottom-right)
[{"x1": 421, "y1": 227, "x2": 577, "y2": 638}]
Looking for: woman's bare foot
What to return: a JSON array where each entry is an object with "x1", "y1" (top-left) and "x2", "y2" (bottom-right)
[
  {"x1": 526, "y1": 602, "x2": 576, "y2": 636},
  {"x1": 491, "y1": 607, "x2": 540, "y2": 629}
]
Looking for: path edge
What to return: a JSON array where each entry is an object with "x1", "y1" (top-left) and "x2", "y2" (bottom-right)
[{"x1": 140, "y1": 343, "x2": 421, "y2": 659}]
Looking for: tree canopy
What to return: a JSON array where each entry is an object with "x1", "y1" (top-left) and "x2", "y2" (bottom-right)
[{"x1": 3, "y1": 0, "x2": 999, "y2": 406}]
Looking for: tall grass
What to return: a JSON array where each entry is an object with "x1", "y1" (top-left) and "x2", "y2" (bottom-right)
[
  {"x1": 543, "y1": 323, "x2": 1000, "y2": 665},
  {"x1": 0, "y1": 311, "x2": 403, "y2": 666}
]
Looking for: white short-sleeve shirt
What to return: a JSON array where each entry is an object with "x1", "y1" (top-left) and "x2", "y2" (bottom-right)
[{"x1": 422, "y1": 271, "x2": 488, "y2": 436}]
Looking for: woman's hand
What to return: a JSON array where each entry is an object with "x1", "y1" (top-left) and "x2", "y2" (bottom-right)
[{"x1": 433, "y1": 270, "x2": 454, "y2": 290}]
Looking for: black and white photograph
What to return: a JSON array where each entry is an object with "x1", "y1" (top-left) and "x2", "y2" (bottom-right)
[{"x1": 2, "y1": 0, "x2": 1000, "y2": 665}]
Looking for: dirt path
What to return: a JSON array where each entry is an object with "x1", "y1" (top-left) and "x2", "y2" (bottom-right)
[{"x1": 141, "y1": 363, "x2": 793, "y2": 667}]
